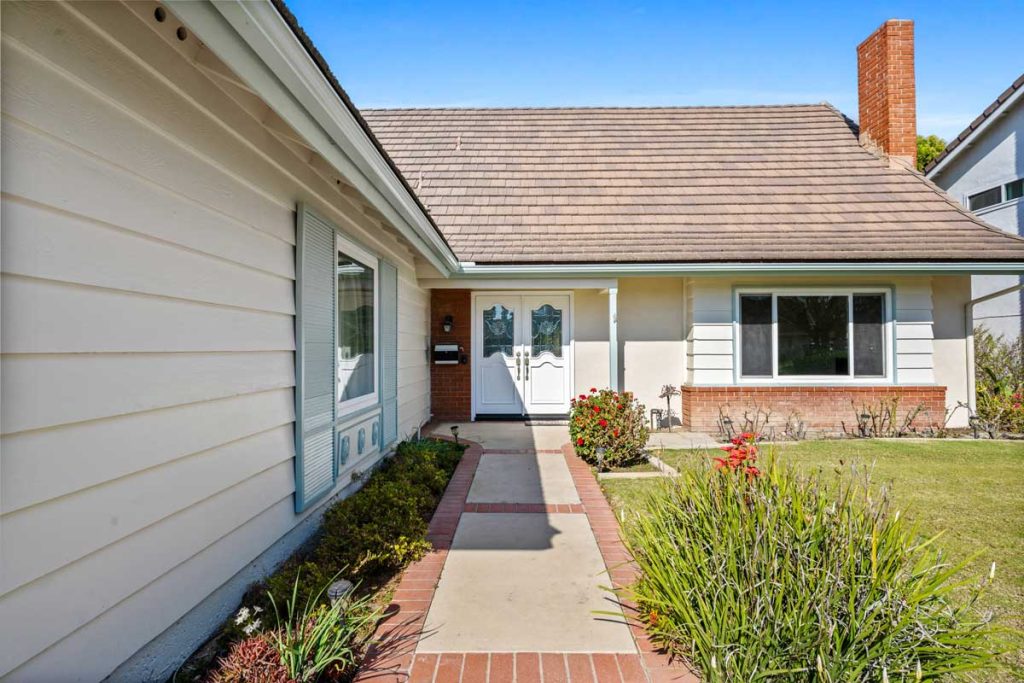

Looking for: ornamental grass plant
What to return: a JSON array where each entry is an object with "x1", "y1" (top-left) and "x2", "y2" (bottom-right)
[{"x1": 621, "y1": 436, "x2": 1004, "y2": 681}]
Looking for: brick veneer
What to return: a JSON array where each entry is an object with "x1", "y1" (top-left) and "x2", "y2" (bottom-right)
[
  {"x1": 682, "y1": 385, "x2": 946, "y2": 435},
  {"x1": 857, "y1": 19, "x2": 916, "y2": 166},
  {"x1": 430, "y1": 289, "x2": 472, "y2": 421}
]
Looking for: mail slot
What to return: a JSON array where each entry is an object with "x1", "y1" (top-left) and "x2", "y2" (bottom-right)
[{"x1": 433, "y1": 343, "x2": 460, "y2": 365}]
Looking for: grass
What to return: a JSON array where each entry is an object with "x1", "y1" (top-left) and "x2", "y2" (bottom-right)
[{"x1": 603, "y1": 439, "x2": 1024, "y2": 681}]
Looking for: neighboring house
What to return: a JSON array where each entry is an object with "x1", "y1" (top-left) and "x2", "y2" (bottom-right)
[
  {"x1": 926, "y1": 74, "x2": 1024, "y2": 340},
  {"x1": 1, "y1": 4, "x2": 1022, "y2": 681}
]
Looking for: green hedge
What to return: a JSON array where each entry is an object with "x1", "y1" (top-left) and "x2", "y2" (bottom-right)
[{"x1": 182, "y1": 437, "x2": 465, "y2": 680}]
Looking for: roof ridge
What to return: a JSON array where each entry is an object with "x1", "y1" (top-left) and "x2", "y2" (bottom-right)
[{"x1": 361, "y1": 103, "x2": 832, "y2": 112}]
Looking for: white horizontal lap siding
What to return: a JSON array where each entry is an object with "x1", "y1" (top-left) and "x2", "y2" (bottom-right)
[
  {"x1": 689, "y1": 280, "x2": 735, "y2": 384},
  {"x1": 0, "y1": 2, "x2": 427, "y2": 679},
  {"x1": 398, "y1": 273, "x2": 431, "y2": 439},
  {"x1": 894, "y1": 279, "x2": 935, "y2": 384}
]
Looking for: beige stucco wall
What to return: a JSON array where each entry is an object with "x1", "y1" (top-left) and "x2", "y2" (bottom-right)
[
  {"x1": 569, "y1": 275, "x2": 973, "y2": 429},
  {"x1": 0, "y1": 2, "x2": 431, "y2": 679},
  {"x1": 932, "y1": 275, "x2": 973, "y2": 427}
]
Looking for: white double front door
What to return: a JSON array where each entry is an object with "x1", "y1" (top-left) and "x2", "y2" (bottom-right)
[{"x1": 474, "y1": 293, "x2": 572, "y2": 416}]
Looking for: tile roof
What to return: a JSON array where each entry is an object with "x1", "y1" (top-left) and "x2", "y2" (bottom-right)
[
  {"x1": 362, "y1": 105, "x2": 1024, "y2": 264},
  {"x1": 924, "y1": 72, "x2": 1024, "y2": 176}
]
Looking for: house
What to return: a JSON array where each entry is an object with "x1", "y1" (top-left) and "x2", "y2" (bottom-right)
[
  {"x1": 1, "y1": 3, "x2": 1023, "y2": 681},
  {"x1": 925, "y1": 73, "x2": 1024, "y2": 340}
]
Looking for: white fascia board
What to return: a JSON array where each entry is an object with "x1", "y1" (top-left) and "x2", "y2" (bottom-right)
[
  {"x1": 926, "y1": 86, "x2": 1024, "y2": 179},
  {"x1": 455, "y1": 262, "x2": 1024, "y2": 277},
  {"x1": 420, "y1": 277, "x2": 618, "y2": 290},
  {"x1": 166, "y1": 0, "x2": 459, "y2": 275}
]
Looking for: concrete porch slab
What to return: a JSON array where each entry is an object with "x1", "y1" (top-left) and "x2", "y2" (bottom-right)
[
  {"x1": 431, "y1": 421, "x2": 569, "y2": 451},
  {"x1": 467, "y1": 454, "x2": 580, "y2": 505},
  {"x1": 419, "y1": 513, "x2": 635, "y2": 653}
]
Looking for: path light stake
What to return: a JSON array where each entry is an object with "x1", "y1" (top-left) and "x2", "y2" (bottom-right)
[
  {"x1": 450, "y1": 425, "x2": 459, "y2": 444},
  {"x1": 327, "y1": 578, "x2": 354, "y2": 608},
  {"x1": 595, "y1": 447, "x2": 606, "y2": 471}
]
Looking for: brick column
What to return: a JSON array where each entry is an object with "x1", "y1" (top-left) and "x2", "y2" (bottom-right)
[{"x1": 430, "y1": 290, "x2": 472, "y2": 421}]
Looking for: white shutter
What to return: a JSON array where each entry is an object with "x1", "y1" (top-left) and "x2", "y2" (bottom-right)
[{"x1": 294, "y1": 205, "x2": 336, "y2": 512}]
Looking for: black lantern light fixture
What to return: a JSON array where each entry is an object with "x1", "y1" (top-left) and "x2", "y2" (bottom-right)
[{"x1": 442, "y1": 315, "x2": 454, "y2": 334}]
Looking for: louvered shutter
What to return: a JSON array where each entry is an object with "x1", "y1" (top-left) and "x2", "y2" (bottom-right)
[
  {"x1": 294, "y1": 205, "x2": 336, "y2": 513},
  {"x1": 380, "y1": 261, "x2": 399, "y2": 447}
]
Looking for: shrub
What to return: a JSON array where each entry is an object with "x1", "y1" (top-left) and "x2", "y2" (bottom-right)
[
  {"x1": 622, "y1": 444, "x2": 1002, "y2": 681},
  {"x1": 208, "y1": 634, "x2": 290, "y2": 683},
  {"x1": 975, "y1": 327, "x2": 1024, "y2": 434},
  {"x1": 569, "y1": 387, "x2": 649, "y2": 470},
  {"x1": 266, "y1": 571, "x2": 382, "y2": 683}
]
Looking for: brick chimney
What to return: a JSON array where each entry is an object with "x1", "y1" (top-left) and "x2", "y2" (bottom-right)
[{"x1": 857, "y1": 19, "x2": 916, "y2": 168}]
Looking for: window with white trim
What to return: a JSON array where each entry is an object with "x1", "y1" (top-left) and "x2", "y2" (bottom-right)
[
  {"x1": 737, "y1": 289, "x2": 890, "y2": 381},
  {"x1": 336, "y1": 233, "x2": 379, "y2": 412}
]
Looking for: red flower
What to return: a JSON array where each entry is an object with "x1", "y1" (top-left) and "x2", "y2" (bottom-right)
[
  {"x1": 590, "y1": 387, "x2": 597, "y2": 393},
  {"x1": 712, "y1": 457, "x2": 729, "y2": 470},
  {"x1": 741, "y1": 432, "x2": 755, "y2": 440},
  {"x1": 617, "y1": 404, "x2": 624, "y2": 410},
  {"x1": 578, "y1": 394, "x2": 587, "y2": 401},
  {"x1": 577, "y1": 437, "x2": 585, "y2": 446},
  {"x1": 599, "y1": 418, "x2": 608, "y2": 427},
  {"x1": 745, "y1": 466, "x2": 761, "y2": 479},
  {"x1": 613, "y1": 429, "x2": 619, "y2": 437},
  {"x1": 592, "y1": 405, "x2": 601, "y2": 413}
]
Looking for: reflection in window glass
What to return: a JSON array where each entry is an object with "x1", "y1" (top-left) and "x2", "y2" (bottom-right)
[
  {"x1": 337, "y1": 251, "x2": 375, "y2": 402},
  {"x1": 531, "y1": 304, "x2": 562, "y2": 357},
  {"x1": 740, "y1": 295, "x2": 772, "y2": 376},
  {"x1": 853, "y1": 294, "x2": 885, "y2": 377},
  {"x1": 483, "y1": 305, "x2": 514, "y2": 357},
  {"x1": 777, "y1": 296, "x2": 849, "y2": 375}
]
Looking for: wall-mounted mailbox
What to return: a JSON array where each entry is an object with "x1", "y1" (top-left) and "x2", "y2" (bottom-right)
[{"x1": 433, "y1": 343, "x2": 460, "y2": 365}]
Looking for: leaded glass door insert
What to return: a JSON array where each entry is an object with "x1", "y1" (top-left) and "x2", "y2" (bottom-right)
[{"x1": 474, "y1": 296, "x2": 524, "y2": 414}]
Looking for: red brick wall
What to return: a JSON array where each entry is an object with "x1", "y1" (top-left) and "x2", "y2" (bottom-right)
[
  {"x1": 430, "y1": 290, "x2": 472, "y2": 421},
  {"x1": 857, "y1": 19, "x2": 916, "y2": 165},
  {"x1": 682, "y1": 385, "x2": 945, "y2": 435}
]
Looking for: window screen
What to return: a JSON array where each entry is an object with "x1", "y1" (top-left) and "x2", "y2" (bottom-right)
[
  {"x1": 740, "y1": 295, "x2": 772, "y2": 376},
  {"x1": 1005, "y1": 179, "x2": 1024, "y2": 202},
  {"x1": 853, "y1": 294, "x2": 885, "y2": 377},
  {"x1": 337, "y1": 251, "x2": 375, "y2": 403},
  {"x1": 968, "y1": 186, "x2": 1002, "y2": 211},
  {"x1": 777, "y1": 296, "x2": 849, "y2": 376}
]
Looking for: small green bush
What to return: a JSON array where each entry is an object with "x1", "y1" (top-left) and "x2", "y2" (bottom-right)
[
  {"x1": 623, "y1": 447, "x2": 1003, "y2": 681},
  {"x1": 975, "y1": 327, "x2": 1024, "y2": 434},
  {"x1": 569, "y1": 387, "x2": 649, "y2": 470}
]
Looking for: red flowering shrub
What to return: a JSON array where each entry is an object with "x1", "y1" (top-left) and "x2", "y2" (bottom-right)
[
  {"x1": 207, "y1": 634, "x2": 292, "y2": 683},
  {"x1": 712, "y1": 432, "x2": 762, "y2": 480},
  {"x1": 569, "y1": 387, "x2": 648, "y2": 470}
]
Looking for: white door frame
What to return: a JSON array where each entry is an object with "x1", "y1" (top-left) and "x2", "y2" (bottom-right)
[{"x1": 471, "y1": 291, "x2": 575, "y2": 420}]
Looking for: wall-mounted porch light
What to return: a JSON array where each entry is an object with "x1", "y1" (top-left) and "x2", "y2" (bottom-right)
[{"x1": 442, "y1": 315, "x2": 454, "y2": 334}]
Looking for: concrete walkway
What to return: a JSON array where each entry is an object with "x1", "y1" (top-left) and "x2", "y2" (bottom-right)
[{"x1": 360, "y1": 423, "x2": 698, "y2": 683}]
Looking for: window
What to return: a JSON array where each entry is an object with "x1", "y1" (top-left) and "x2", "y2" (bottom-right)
[
  {"x1": 968, "y1": 186, "x2": 1002, "y2": 211},
  {"x1": 336, "y1": 234, "x2": 378, "y2": 410},
  {"x1": 738, "y1": 290, "x2": 889, "y2": 381},
  {"x1": 1006, "y1": 178, "x2": 1024, "y2": 202}
]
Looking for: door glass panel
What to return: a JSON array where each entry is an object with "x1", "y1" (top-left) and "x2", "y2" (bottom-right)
[
  {"x1": 531, "y1": 304, "x2": 562, "y2": 357},
  {"x1": 482, "y1": 305, "x2": 514, "y2": 357}
]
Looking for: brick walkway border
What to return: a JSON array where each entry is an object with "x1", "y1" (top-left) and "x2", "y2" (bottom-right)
[{"x1": 356, "y1": 436, "x2": 699, "y2": 682}]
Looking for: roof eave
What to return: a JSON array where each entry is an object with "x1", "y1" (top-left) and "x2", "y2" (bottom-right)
[
  {"x1": 165, "y1": 0, "x2": 460, "y2": 275},
  {"x1": 925, "y1": 79, "x2": 1024, "y2": 178},
  {"x1": 455, "y1": 261, "x2": 1024, "y2": 278}
]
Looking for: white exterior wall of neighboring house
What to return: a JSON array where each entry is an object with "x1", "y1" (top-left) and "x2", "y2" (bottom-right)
[
  {"x1": 0, "y1": 2, "x2": 431, "y2": 681},
  {"x1": 928, "y1": 98, "x2": 1024, "y2": 340}
]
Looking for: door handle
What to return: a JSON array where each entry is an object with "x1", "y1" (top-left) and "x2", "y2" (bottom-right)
[
  {"x1": 524, "y1": 351, "x2": 530, "y2": 380},
  {"x1": 515, "y1": 351, "x2": 521, "y2": 380}
]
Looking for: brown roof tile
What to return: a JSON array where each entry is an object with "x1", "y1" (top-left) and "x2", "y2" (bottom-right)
[{"x1": 361, "y1": 105, "x2": 1024, "y2": 264}]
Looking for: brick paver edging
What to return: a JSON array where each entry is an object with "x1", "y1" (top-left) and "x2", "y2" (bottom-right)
[{"x1": 561, "y1": 444, "x2": 700, "y2": 683}]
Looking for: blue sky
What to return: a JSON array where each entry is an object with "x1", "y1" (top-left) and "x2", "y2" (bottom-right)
[{"x1": 287, "y1": 0, "x2": 1023, "y2": 140}]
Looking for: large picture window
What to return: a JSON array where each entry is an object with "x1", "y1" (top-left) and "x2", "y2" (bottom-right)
[
  {"x1": 337, "y1": 234, "x2": 378, "y2": 411},
  {"x1": 738, "y1": 289, "x2": 889, "y2": 381}
]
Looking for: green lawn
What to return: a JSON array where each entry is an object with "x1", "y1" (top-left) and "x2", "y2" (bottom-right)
[{"x1": 605, "y1": 439, "x2": 1024, "y2": 680}]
